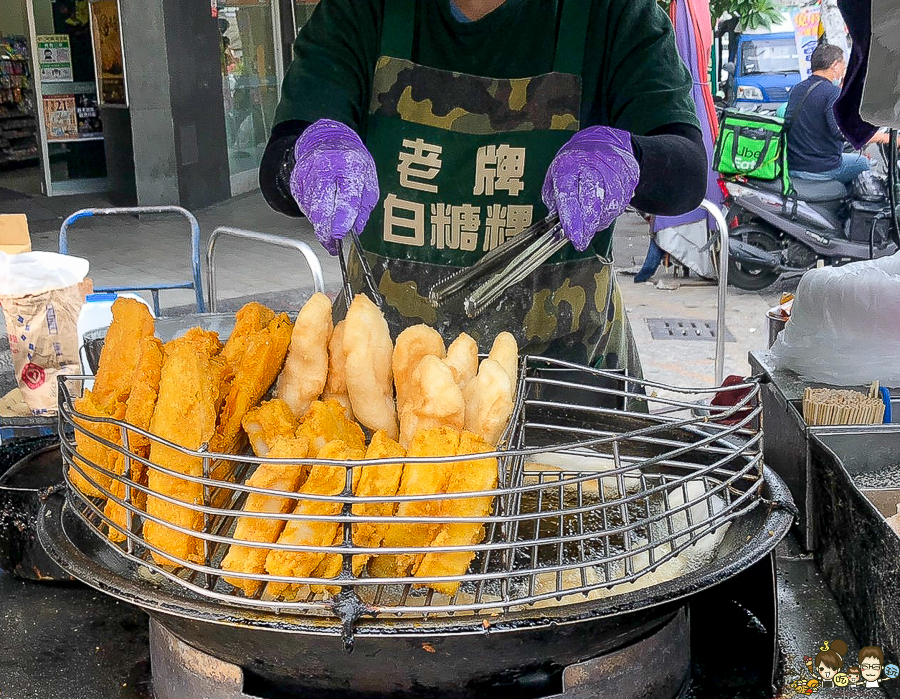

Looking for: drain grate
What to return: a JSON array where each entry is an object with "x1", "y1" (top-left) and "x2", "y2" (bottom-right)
[{"x1": 645, "y1": 318, "x2": 735, "y2": 342}]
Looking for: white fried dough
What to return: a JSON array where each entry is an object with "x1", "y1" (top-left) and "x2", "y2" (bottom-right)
[
  {"x1": 322, "y1": 320, "x2": 352, "y2": 417},
  {"x1": 487, "y1": 331, "x2": 518, "y2": 397},
  {"x1": 343, "y1": 294, "x2": 398, "y2": 439},
  {"x1": 443, "y1": 333, "x2": 478, "y2": 390},
  {"x1": 393, "y1": 324, "x2": 445, "y2": 413},
  {"x1": 276, "y1": 292, "x2": 333, "y2": 418},
  {"x1": 464, "y1": 358, "x2": 514, "y2": 447},
  {"x1": 399, "y1": 355, "x2": 466, "y2": 447}
]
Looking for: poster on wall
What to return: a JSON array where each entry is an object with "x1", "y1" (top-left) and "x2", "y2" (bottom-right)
[
  {"x1": 790, "y1": 4, "x2": 822, "y2": 79},
  {"x1": 76, "y1": 94, "x2": 104, "y2": 140},
  {"x1": 89, "y1": 0, "x2": 128, "y2": 107},
  {"x1": 36, "y1": 35, "x2": 73, "y2": 83},
  {"x1": 43, "y1": 95, "x2": 78, "y2": 141}
]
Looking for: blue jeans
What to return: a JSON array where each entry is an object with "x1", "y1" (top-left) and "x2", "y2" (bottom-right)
[{"x1": 792, "y1": 153, "x2": 871, "y2": 184}]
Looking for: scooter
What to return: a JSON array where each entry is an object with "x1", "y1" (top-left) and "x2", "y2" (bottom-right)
[{"x1": 719, "y1": 141, "x2": 900, "y2": 291}]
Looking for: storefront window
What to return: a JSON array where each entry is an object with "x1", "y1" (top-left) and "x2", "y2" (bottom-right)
[{"x1": 219, "y1": 0, "x2": 280, "y2": 189}]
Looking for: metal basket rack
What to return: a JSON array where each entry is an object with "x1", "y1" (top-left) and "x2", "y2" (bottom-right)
[{"x1": 57, "y1": 357, "x2": 763, "y2": 620}]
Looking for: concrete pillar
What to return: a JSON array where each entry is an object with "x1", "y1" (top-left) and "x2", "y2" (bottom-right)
[{"x1": 112, "y1": 0, "x2": 230, "y2": 208}]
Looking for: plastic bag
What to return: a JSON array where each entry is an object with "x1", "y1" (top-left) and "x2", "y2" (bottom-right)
[
  {"x1": 0, "y1": 251, "x2": 88, "y2": 296},
  {"x1": 0, "y1": 251, "x2": 89, "y2": 415},
  {"x1": 769, "y1": 253, "x2": 900, "y2": 386}
]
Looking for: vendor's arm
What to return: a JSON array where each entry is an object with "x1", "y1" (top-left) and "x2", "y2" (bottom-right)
[
  {"x1": 543, "y1": 0, "x2": 706, "y2": 248},
  {"x1": 259, "y1": 0, "x2": 379, "y2": 221}
]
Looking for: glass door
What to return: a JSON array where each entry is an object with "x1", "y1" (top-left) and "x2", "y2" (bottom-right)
[
  {"x1": 26, "y1": 0, "x2": 108, "y2": 196},
  {"x1": 218, "y1": 0, "x2": 284, "y2": 195}
]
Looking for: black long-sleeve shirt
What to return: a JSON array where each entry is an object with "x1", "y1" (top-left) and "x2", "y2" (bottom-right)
[{"x1": 260, "y1": 120, "x2": 708, "y2": 219}]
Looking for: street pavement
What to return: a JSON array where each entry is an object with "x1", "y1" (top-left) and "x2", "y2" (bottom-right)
[{"x1": 2, "y1": 189, "x2": 798, "y2": 388}]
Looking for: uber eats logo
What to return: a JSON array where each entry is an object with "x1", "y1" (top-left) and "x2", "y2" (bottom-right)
[{"x1": 735, "y1": 141, "x2": 763, "y2": 170}]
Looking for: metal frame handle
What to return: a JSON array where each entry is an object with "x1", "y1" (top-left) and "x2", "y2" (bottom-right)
[
  {"x1": 699, "y1": 199, "x2": 730, "y2": 387},
  {"x1": 205, "y1": 227, "x2": 325, "y2": 312},
  {"x1": 59, "y1": 206, "x2": 205, "y2": 314}
]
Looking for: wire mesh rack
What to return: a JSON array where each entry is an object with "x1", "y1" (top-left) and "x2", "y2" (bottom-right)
[{"x1": 57, "y1": 356, "x2": 764, "y2": 620}]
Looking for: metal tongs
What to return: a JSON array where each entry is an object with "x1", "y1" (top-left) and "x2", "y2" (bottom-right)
[
  {"x1": 338, "y1": 231, "x2": 384, "y2": 309},
  {"x1": 428, "y1": 213, "x2": 568, "y2": 318}
]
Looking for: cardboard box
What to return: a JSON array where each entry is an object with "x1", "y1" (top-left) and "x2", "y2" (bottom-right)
[{"x1": 0, "y1": 214, "x2": 31, "y2": 255}]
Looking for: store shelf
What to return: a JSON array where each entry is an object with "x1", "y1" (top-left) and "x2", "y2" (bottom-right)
[{"x1": 0, "y1": 37, "x2": 37, "y2": 172}]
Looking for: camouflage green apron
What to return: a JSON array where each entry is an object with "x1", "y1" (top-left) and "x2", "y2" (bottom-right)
[{"x1": 352, "y1": 0, "x2": 641, "y2": 375}]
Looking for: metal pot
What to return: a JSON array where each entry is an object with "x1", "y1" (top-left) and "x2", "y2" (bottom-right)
[
  {"x1": 0, "y1": 439, "x2": 72, "y2": 581},
  {"x1": 39, "y1": 468, "x2": 793, "y2": 698}
]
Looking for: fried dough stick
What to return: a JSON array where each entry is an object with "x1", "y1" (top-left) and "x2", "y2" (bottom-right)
[
  {"x1": 322, "y1": 320, "x2": 352, "y2": 418},
  {"x1": 221, "y1": 435, "x2": 310, "y2": 596},
  {"x1": 211, "y1": 313, "x2": 292, "y2": 461},
  {"x1": 91, "y1": 298, "x2": 155, "y2": 409},
  {"x1": 242, "y1": 399, "x2": 299, "y2": 457},
  {"x1": 393, "y1": 325, "x2": 445, "y2": 414},
  {"x1": 105, "y1": 337, "x2": 164, "y2": 542},
  {"x1": 463, "y1": 358, "x2": 515, "y2": 447},
  {"x1": 398, "y1": 355, "x2": 465, "y2": 448},
  {"x1": 351, "y1": 431, "x2": 406, "y2": 575},
  {"x1": 414, "y1": 432, "x2": 498, "y2": 595},
  {"x1": 222, "y1": 302, "x2": 275, "y2": 367},
  {"x1": 310, "y1": 432, "x2": 405, "y2": 595},
  {"x1": 488, "y1": 331, "x2": 518, "y2": 397},
  {"x1": 70, "y1": 390, "x2": 126, "y2": 499},
  {"x1": 296, "y1": 400, "x2": 367, "y2": 456},
  {"x1": 144, "y1": 330, "x2": 231, "y2": 566},
  {"x1": 343, "y1": 294, "x2": 398, "y2": 439},
  {"x1": 277, "y1": 293, "x2": 333, "y2": 418},
  {"x1": 370, "y1": 427, "x2": 460, "y2": 578},
  {"x1": 443, "y1": 333, "x2": 478, "y2": 391},
  {"x1": 264, "y1": 440, "x2": 364, "y2": 600}
]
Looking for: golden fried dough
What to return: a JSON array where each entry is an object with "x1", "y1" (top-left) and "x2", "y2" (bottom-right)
[
  {"x1": 414, "y1": 432, "x2": 498, "y2": 595},
  {"x1": 242, "y1": 398, "x2": 299, "y2": 457},
  {"x1": 212, "y1": 313, "x2": 292, "y2": 457},
  {"x1": 265, "y1": 439, "x2": 364, "y2": 600},
  {"x1": 443, "y1": 333, "x2": 478, "y2": 390},
  {"x1": 105, "y1": 336, "x2": 164, "y2": 542},
  {"x1": 343, "y1": 294, "x2": 398, "y2": 439},
  {"x1": 463, "y1": 358, "x2": 514, "y2": 447},
  {"x1": 91, "y1": 298, "x2": 155, "y2": 409},
  {"x1": 70, "y1": 390, "x2": 126, "y2": 499},
  {"x1": 398, "y1": 355, "x2": 465, "y2": 448},
  {"x1": 222, "y1": 302, "x2": 275, "y2": 367},
  {"x1": 373, "y1": 427, "x2": 460, "y2": 578},
  {"x1": 296, "y1": 400, "x2": 366, "y2": 456},
  {"x1": 221, "y1": 435, "x2": 310, "y2": 596},
  {"x1": 351, "y1": 431, "x2": 406, "y2": 575},
  {"x1": 277, "y1": 292, "x2": 333, "y2": 418},
  {"x1": 143, "y1": 334, "x2": 231, "y2": 567},
  {"x1": 392, "y1": 324, "x2": 445, "y2": 413}
]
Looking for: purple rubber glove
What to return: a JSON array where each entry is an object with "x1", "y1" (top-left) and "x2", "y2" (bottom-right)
[
  {"x1": 541, "y1": 126, "x2": 640, "y2": 252},
  {"x1": 289, "y1": 119, "x2": 380, "y2": 256}
]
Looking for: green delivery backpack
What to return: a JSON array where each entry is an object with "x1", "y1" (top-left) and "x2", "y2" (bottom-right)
[
  {"x1": 714, "y1": 110, "x2": 785, "y2": 180},
  {"x1": 714, "y1": 82, "x2": 823, "y2": 195}
]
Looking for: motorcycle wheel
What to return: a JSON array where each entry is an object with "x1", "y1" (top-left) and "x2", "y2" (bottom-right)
[{"x1": 728, "y1": 224, "x2": 782, "y2": 291}]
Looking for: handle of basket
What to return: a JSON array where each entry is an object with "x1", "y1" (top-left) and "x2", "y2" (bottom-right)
[{"x1": 205, "y1": 227, "x2": 325, "y2": 312}]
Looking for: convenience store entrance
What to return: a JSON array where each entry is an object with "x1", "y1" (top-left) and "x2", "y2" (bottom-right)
[{"x1": 0, "y1": 0, "x2": 109, "y2": 199}]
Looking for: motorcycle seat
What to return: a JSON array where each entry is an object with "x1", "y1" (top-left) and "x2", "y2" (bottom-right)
[{"x1": 789, "y1": 178, "x2": 849, "y2": 202}]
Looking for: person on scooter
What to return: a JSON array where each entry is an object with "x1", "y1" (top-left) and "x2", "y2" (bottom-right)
[{"x1": 786, "y1": 44, "x2": 891, "y2": 184}]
